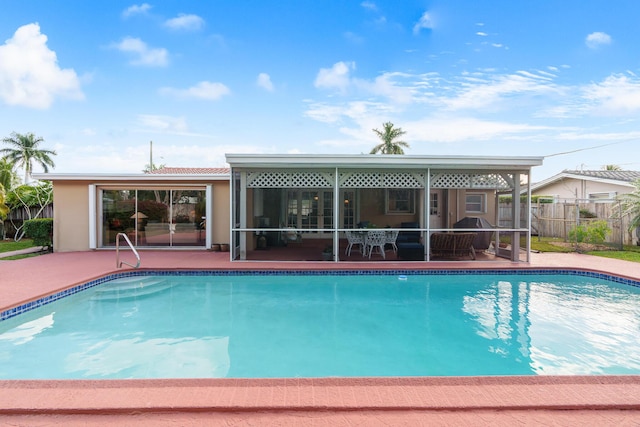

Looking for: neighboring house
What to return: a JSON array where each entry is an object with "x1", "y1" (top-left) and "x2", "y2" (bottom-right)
[
  {"x1": 530, "y1": 170, "x2": 640, "y2": 202},
  {"x1": 528, "y1": 170, "x2": 640, "y2": 245},
  {"x1": 34, "y1": 153, "x2": 543, "y2": 262}
]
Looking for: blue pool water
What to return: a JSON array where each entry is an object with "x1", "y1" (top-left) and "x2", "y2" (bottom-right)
[{"x1": 1, "y1": 271, "x2": 639, "y2": 379}]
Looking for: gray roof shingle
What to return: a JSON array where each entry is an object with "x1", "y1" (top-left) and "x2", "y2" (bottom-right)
[{"x1": 562, "y1": 170, "x2": 640, "y2": 182}]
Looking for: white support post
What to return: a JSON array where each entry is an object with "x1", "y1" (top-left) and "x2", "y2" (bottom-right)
[
  {"x1": 206, "y1": 184, "x2": 212, "y2": 249},
  {"x1": 88, "y1": 185, "x2": 96, "y2": 249},
  {"x1": 512, "y1": 173, "x2": 521, "y2": 262},
  {"x1": 239, "y1": 172, "x2": 247, "y2": 260},
  {"x1": 333, "y1": 167, "x2": 339, "y2": 262}
]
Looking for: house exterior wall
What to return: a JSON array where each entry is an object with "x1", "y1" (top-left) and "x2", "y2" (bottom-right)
[
  {"x1": 52, "y1": 181, "x2": 91, "y2": 252},
  {"x1": 445, "y1": 189, "x2": 497, "y2": 227},
  {"x1": 211, "y1": 180, "x2": 230, "y2": 246},
  {"x1": 48, "y1": 179, "x2": 230, "y2": 252},
  {"x1": 532, "y1": 178, "x2": 631, "y2": 200},
  {"x1": 358, "y1": 189, "x2": 419, "y2": 228}
]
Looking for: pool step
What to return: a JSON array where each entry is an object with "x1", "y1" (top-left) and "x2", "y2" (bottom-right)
[{"x1": 92, "y1": 277, "x2": 172, "y2": 300}]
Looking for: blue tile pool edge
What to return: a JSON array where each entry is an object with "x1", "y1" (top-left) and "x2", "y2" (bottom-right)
[{"x1": 3, "y1": 268, "x2": 639, "y2": 322}]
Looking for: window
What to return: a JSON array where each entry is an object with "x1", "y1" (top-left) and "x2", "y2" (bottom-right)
[
  {"x1": 589, "y1": 192, "x2": 616, "y2": 203},
  {"x1": 465, "y1": 193, "x2": 485, "y2": 213},
  {"x1": 386, "y1": 189, "x2": 415, "y2": 214},
  {"x1": 430, "y1": 192, "x2": 438, "y2": 215}
]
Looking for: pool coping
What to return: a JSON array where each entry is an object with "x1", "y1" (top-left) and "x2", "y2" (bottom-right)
[
  {"x1": 1, "y1": 375, "x2": 639, "y2": 420},
  {"x1": 2, "y1": 251, "x2": 640, "y2": 423}
]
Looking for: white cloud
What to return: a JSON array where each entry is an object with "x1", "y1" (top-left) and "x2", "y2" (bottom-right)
[
  {"x1": 476, "y1": 32, "x2": 488, "y2": 36},
  {"x1": 585, "y1": 32, "x2": 612, "y2": 49},
  {"x1": 164, "y1": 14, "x2": 205, "y2": 31},
  {"x1": 314, "y1": 61, "x2": 355, "y2": 93},
  {"x1": 413, "y1": 11, "x2": 434, "y2": 35},
  {"x1": 360, "y1": 1, "x2": 378, "y2": 12},
  {"x1": 0, "y1": 23, "x2": 83, "y2": 109},
  {"x1": 256, "y1": 73, "x2": 274, "y2": 92},
  {"x1": 357, "y1": 72, "x2": 415, "y2": 104},
  {"x1": 405, "y1": 117, "x2": 548, "y2": 143},
  {"x1": 582, "y1": 74, "x2": 640, "y2": 114},
  {"x1": 136, "y1": 114, "x2": 189, "y2": 133},
  {"x1": 159, "y1": 81, "x2": 230, "y2": 100},
  {"x1": 122, "y1": 3, "x2": 152, "y2": 18},
  {"x1": 442, "y1": 72, "x2": 559, "y2": 111},
  {"x1": 112, "y1": 37, "x2": 168, "y2": 67}
]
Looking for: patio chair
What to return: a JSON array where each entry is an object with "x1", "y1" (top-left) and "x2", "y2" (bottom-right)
[
  {"x1": 345, "y1": 230, "x2": 365, "y2": 256},
  {"x1": 365, "y1": 230, "x2": 388, "y2": 259},
  {"x1": 281, "y1": 226, "x2": 302, "y2": 246},
  {"x1": 385, "y1": 229, "x2": 399, "y2": 254},
  {"x1": 429, "y1": 232, "x2": 477, "y2": 260}
]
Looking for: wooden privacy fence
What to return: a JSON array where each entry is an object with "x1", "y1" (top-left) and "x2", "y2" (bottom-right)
[{"x1": 498, "y1": 199, "x2": 636, "y2": 247}]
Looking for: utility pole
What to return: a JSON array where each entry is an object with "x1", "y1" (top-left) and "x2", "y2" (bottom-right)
[{"x1": 149, "y1": 140, "x2": 153, "y2": 171}]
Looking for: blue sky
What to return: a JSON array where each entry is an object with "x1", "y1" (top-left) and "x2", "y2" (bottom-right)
[{"x1": 1, "y1": 0, "x2": 640, "y2": 181}]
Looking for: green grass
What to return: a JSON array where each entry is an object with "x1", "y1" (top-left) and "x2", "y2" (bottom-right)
[
  {"x1": 0, "y1": 238, "x2": 36, "y2": 253},
  {"x1": 585, "y1": 250, "x2": 640, "y2": 262},
  {"x1": 529, "y1": 238, "x2": 574, "y2": 253}
]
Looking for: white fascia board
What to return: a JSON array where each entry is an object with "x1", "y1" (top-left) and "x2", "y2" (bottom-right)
[
  {"x1": 531, "y1": 172, "x2": 635, "y2": 192},
  {"x1": 32, "y1": 173, "x2": 230, "y2": 181},
  {"x1": 225, "y1": 153, "x2": 544, "y2": 170}
]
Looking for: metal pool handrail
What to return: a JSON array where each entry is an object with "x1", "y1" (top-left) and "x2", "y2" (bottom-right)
[{"x1": 116, "y1": 232, "x2": 141, "y2": 269}]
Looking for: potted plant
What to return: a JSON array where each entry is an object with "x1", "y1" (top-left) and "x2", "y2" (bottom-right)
[{"x1": 322, "y1": 245, "x2": 333, "y2": 261}]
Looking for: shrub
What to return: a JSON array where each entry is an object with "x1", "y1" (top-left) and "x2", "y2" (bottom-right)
[
  {"x1": 499, "y1": 195, "x2": 554, "y2": 204},
  {"x1": 23, "y1": 218, "x2": 53, "y2": 249},
  {"x1": 568, "y1": 220, "x2": 611, "y2": 244},
  {"x1": 579, "y1": 208, "x2": 597, "y2": 218}
]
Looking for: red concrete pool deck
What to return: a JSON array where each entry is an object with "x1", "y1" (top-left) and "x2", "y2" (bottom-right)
[{"x1": 1, "y1": 250, "x2": 640, "y2": 425}]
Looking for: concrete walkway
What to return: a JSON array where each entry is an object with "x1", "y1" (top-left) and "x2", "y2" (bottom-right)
[{"x1": 0, "y1": 245, "x2": 45, "y2": 259}]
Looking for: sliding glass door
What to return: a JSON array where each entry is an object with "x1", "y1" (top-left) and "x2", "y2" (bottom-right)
[{"x1": 100, "y1": 187, "x2": 206, "y2": 248}]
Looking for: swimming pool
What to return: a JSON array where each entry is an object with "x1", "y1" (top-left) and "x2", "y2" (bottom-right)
[{"x1": 1, "y1": 270, "x2": 639, "y2": 379}]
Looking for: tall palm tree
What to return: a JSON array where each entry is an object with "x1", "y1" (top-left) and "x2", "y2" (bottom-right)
[
  {"x1": 1, "y1": 132, "x2": 56, "y2": 183},
  {"x1": 370, "y1": 122, "x2": 409, "y2": 154}
]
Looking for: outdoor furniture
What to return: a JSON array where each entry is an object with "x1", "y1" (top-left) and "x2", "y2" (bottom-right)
[
  {"x1": 453, "y1": 217, "x2": 494, "y2": 250},
  {"x1": 397, "y1": 242, "x2": 424, "y2": 260},
  {"x1": 281, "y1": 227, "x2": 302, "y2": 245},
  {"x1": 429, "y1": 232, "x2": 477, "y2": 260},
  {"x1": 344, "y1": 230, "x2": 365, "y2": 256},
  {"x1": 396, "y1": 222, "x2": 421, "y2": 245},
  {"x1": 365, "y1": 230, "x2": 387, "y2": 259},
  {"x1": 385, "y1": 229, "x2": 399, "y2": 254}
]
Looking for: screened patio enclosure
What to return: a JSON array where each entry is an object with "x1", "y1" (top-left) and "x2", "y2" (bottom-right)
[{"x1": 226, "y1": 154, "x2": 544, "y2": 262}]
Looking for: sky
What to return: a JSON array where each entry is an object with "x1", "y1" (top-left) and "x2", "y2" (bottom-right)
[{"x1": 1, "y1": 0, "x2": 640, "y2": 182}]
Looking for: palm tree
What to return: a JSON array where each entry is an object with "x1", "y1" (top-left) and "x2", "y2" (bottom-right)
[
  {"x1": 370, "y1": 122, "x2": 409, "y2": 154},
  {"x1": 603, "y1": 164, "x2": 622, "y2": 171},
  {"x1": 1, "y1": 132, "x2": 56, "y2": 183},
  {"x1": 0, "y1": 157, "x2": 20, "y2": 190},
  {"x1": 0, "y1": 183, "x2": 9, "y2": 221},
  {"x1": 617, "y1": 179, "x2": 640, "y2": 232}
]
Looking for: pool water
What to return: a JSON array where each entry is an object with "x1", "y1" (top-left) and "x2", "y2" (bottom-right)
[{"x1": 1, "y1": 272, "x2": 639, "y2": 379}]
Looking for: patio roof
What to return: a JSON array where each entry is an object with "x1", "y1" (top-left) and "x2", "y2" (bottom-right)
[{"x1": 225, "y1": 153, "x2": 544, "y2": 171}]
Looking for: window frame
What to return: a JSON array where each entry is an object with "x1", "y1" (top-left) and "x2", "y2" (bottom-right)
[
  {"x1": 385, "y1": 189, "x2": 415, "y2": 214},
  {"x1": 465, "y1": 193, "x2": 486, "y2": 214}
]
